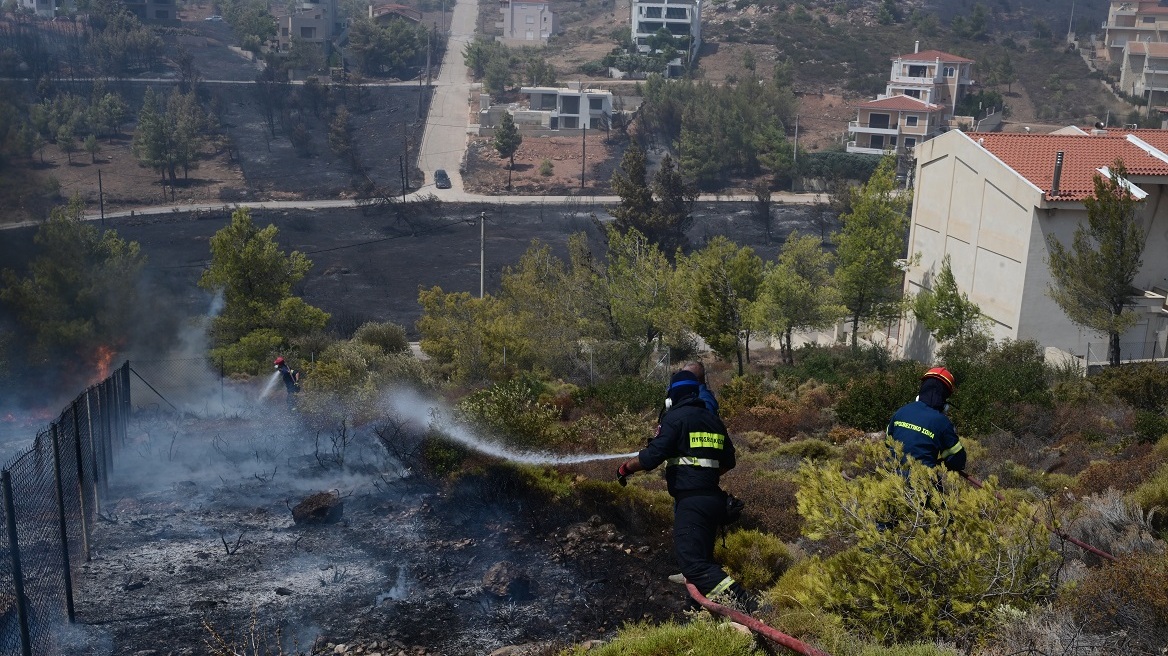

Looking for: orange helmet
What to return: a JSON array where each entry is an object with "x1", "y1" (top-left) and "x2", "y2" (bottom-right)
[{"x1": 922, "y1": 367, "x2": 955, "y2": 393}]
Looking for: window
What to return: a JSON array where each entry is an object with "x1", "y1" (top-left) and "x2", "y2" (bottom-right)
[
  {"x1": 526, "y1": 29, "x2": 533, "y2": 39},
  {"x1": 943, "y1": 66, "x2": 955, "y2": 77},
  {"x1": 904, "y1": 89, "x2": 921, "y2": 98},
  {"x1": 907, "y1": 64, "x2": 927, "y2": 77},
  {"x1": 301, "y1": 26, "x2": 316, "y2": 38},
  {"x1": 645, "y1": 6, "x2": 661, "y2": 17},
  {"x1": 589, "y1": 97, "x2": 604, "y2": 110},
  {"x1": 1143, "y1": 15, "x2": 1156, "y2": 22},
  {"x1": 526, "y1": 14, "x2": 534, "y2": 23},
  {"x1": 904, "y1": 137, "x2": 917, "y2": 148},
  {"x1": 561, "y1": 95, "x2": 580, "y2": 114},
  {"x1": 906, "y1": 115, "x2": 918, "y2": 126},
  {"x1": 664, "y1": 6, "x2": 686, "y2": 18},
  {"x1": 154, "y1": 9, "x2": 168, "y2": 18}
]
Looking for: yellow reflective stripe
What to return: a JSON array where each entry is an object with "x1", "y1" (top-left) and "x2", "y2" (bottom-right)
[
  {"x1": 665, "y1": 457, "x2": 721, "y2": 468},
  {"x1": 689, "y1": 431, "x2": 725, "y2": 449},
  {"x1": 709, "y1": 576, "x2": 736, "y2": 596},
  {"x1": 939, "y1": 442, "x2": 964, "y2": 459},
  {"x1": 892, "y1": 420, "x2": 935, "y2": 439}
]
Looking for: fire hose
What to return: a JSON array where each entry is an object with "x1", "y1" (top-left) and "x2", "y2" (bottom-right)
[
  {"x1": 685, "y1": 582, "x2": 832, "y2": 656},
  {"x1": 958, "y1": 471, "x2": 1117, "y2": 562}
]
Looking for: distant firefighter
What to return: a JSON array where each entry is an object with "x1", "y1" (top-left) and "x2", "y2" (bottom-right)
[{"x1": 274, "y1": 357, "x2": 301, "y2": 408}]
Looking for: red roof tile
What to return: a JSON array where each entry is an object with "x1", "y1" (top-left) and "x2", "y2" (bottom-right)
[
  {"x1": 856, "y1": 95, "x2": 943, "y2": 111},
  {"x1": 894, "y1": 49, "x2": 974, "y2": 63},
  {"x1": 971, "y1": 132, "x2": 1168, "y2": 201}
]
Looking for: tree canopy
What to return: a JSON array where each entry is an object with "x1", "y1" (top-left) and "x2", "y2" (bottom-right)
[
  {"x1": 912, "y1": 254, "x2": 986, "y2": 348},
  {"x1": 0, "y1": 195, "x2": 146, "y2": 361},
  {"x1": 833, "y1": 155, "x2": 910, "y2": 347},
  {"x1": 494, "y1": 112, "x2": 522, "y2": 188},
  {"x1": 198, "y1": 208, "x2": 328, "y2": 371},
  {"x1": 1047, "y1": 162, "x2": 1147, "y2": 366},
  {"x1": 753, "y1": 232, "x2": 845, "y2": 364}
]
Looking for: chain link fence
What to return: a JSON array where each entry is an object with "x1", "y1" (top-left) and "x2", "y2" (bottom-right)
[{"x1": 0, "y1": 362, "x2": 129, "y2": 656}]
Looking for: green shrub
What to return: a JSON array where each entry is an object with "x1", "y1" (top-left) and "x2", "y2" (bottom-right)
[
  {"x1": 563, "y1": 616, "x2": 761, "y2": 655},
  {"x1": 720, "y1": 374, "x2": 768, "y2": 419},
  {"x1": 538, "y1": 159, "x2": 554, "y2": 176},
  {"x1": 458, "y1": 375, "x2": 560, "y2": 448},
  {"x1": 799, "y1": 150, "x2": 882, "y2": 181},
  {"x1": 585, "y1": 375, "x2": 663, "y2": 416},
  {"x1": 783, "y1": 343, "x2": 894, "y2": 387},
  {"x1": 774, "y1": 438, "x2": 839, "y2": 461},
  {"x1": 793, "y1": 442, "x2": 1058, "y2": 644},
  {"x1": 352, "y1": 320, "x2": 409, "y2": 354},
  {"x1": 422, "y1": 436, "x2": 466, "y2": 475},
  {"x1": 1133, "y1": 409, "x2": 1168, "y2": 443},
  {"x1": 941, "y1": 339, "x2": 1052, "y2": 435},
  {"x1": 834, "y1": 361, "x2": 923, "y2": 432},
  {"x1": 1132, "y1": 462, "x2": 1168, "y2": 532},
  {"x1": 1092, "y1": 363, "x2": 1168, "y2": 412},
  {"x1": 715, "y1": 528, "x2": 793, "y2": 589}
]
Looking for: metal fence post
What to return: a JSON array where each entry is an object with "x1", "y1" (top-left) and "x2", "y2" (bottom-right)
[
  {"x1": 50, "y1": 425, "x2": 76, "y2": 624},
  {"x1": 85, "y1": 390, "x2": 101, "y2": 517},
  {"x1": 2, "y1": 470, "x2": 33, "y2": 656},
  {"x1": 71, "y1": 399, "x2": 91, "y2": 562},
  {"x1": 100, "y1": 381, "x2": 112, "y2": 497}
]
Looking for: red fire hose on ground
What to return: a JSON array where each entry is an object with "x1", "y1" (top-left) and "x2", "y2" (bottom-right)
[
  {"x1": 685, "y1": 583, "x2": 832, "y2": 656},
  {"x1": 958, "y1": 471, "x2": 1117, "y2": 562}
]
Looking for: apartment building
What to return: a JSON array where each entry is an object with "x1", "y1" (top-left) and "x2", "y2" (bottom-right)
[
  {"x1": 496, "y1": 0, "x2": 557, "y2": 45},
  {"x1": 1119, "y1": 40, "x2": 1168, "y2": 108},
  {"x1": 478, "y1": 84, "x2": 614, "y2": 133},
  {"x1": 1102, "y1": 0, "x2": 1168, "y2": 62},
  {"x1": 900, "y1": 128, "x2": 1168, "y2": 364},
  {"x1": 846, "y1": 44, "x2": 974, "y2": 156},
  {"x1": 630, "y1": 0, "x2": 700, "y2": 76}
]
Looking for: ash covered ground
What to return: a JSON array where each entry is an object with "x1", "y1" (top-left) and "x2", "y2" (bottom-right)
[{"x1": 64, "y1": 384, "x2": 685, "y2": 655}]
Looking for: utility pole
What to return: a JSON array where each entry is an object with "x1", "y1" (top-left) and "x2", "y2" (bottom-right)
[
  {"x1": 97, "y1": 169, "x2": 104, "y2": 227},
  {"x1": 792, "y1": 114, "x2": 799, "y2": 192},
  {"x1": 1067, "y1": 0, "x2": 1075, "y2": 42},
  {"x1": 402, "y1": 120, "x2": 410, "y2": 189},
  {"x1": 399, "y1": 155, "x2": 407, "y2": 200},
  {"x1": 479, "y1": 211, "x2": 485, "y2": 298},
  {"x1": 580, "y1": 121, "x2": 586, "y2": 191}
]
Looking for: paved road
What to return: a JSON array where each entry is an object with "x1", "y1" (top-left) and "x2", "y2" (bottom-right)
[{"x1": 416, "y1": 0, "x2": 478, "y2": 195}]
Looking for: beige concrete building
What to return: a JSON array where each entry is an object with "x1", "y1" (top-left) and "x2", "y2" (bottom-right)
[
  {"x1": 1119, "y1": 40, "x2": 1168, "y2": 107},
  {"x1": 496, "y1": 0, "x2": 557, "y2": 45},
  {"x1": 900, "y1": 129, "x2": 1168, "y2": 365}
]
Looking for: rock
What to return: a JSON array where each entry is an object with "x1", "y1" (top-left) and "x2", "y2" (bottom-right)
[
  {"x1": 275, "y1": 587, "x2": 293, "y2": 595},
  {"x1": 292, "y1": 490, "x2": 344, "y2": 525},
  {"x1": 334, "y1": 645, "x2": 348, "y2": 654},
  {"x1": 482, "y1": 561, "x2": 532, "y2": 600}
]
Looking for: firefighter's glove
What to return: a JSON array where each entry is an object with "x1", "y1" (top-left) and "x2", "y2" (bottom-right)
[{"x1": 617, "y1": 463, "x2": 631, "y2": 487}]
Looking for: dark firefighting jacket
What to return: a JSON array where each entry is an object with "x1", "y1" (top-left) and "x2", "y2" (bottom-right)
[
  {"x1": 886, "y1": 400, "x2": 966, "y2": 471},
  {"x1": 638, "y1": 397, "x2": 734, "y2": 497}
]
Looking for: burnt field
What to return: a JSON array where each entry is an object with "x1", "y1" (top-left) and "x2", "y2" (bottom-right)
[
  {"x1": 62, "y1": 394, "x2": 683, "y2": 655},
  {"x1": 1, "y1": 200, "x2": 836, "y2": 342}
]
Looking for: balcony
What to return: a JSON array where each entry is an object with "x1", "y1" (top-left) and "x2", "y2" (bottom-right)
[
  {"x1": 846, "y1": 142, "x2": 895, "y2": 156},
  {"x1": 890, "y1": 73, "x2": 940, "y2": 85},
  {"x1": 849, "y1": 121, "x2": 899, "y2": 135}
]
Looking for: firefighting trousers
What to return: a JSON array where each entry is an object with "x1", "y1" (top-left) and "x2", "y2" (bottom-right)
[{"x1": 672, "y1": 492, "x2": 739, "y2": 597}]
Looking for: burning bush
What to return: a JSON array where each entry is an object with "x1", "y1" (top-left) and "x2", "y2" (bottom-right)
[{"x1": 793, "y1": 442, "x2": 1058, "y2": 645}]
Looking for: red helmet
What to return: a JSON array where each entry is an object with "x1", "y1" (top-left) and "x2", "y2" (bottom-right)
[
  {"x1": 922, "y1": 366, "x2": 955, "y2": 393},
  {"x1": 274, "y1": 356, "x2": 285, "y2": 366}
]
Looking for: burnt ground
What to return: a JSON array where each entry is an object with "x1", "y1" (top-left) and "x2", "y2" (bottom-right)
[
  {"x1": 62, "y1": 398, "x2": 685, "y2": 656},
  {"x1": 0, "y1": 200, "x2": 836, "y2": 348}
]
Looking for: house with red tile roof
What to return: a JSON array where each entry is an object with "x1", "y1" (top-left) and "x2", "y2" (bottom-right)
[
  {"x1": 847, "y1": 43, "x2": 975, "y2": 156},
  {"x1": 899, "y1": 129, "x2": 1168, "y2": 365}
]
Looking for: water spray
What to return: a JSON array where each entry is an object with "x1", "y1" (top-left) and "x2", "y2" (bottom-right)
[
  {"x1": 386, "y1": 390, "x2": 636, "y2": 465},
  {"x1": 258, "y1": 371, "x2": 282, "y2": 401}
]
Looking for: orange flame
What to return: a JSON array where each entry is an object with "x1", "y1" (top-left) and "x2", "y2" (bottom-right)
[{"x1": 93, "y1": 345, "x2": 116, "y2": 382}]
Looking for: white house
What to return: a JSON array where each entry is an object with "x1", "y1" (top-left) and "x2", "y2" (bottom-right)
[
  {"x1": 900, "y1": 129, "x2": 1168, "y2": 365},
  {"x1": 630, "y1": 0, "x2": 701, "y2": 76},
  {"x1": 496, "y1": 0, "x2": 557, "y2": 45}
]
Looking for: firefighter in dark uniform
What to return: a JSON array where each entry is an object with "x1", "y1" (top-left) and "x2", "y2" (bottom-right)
[
  {"x1": 887, "y1": 367, "x2": 966, "y2": 471},
  {"x1": 616, "y1": 369, "x2": 752, "y2": 607}
]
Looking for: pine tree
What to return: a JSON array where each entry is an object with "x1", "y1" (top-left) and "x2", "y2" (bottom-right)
[
  {"x1": 1047, "y1": 161, "x2": 1147, "y2": 366},
  {"x1": 493, "y1": 112, "x2": 522, "y2": 189},
  {"x1": 650, "y1": 153, "x2": 698, "y2": 255},
  {"x1": 84, "y1": 134, "x2": 101, "y2": 163},
  {"x1": 754, "y1": 232, "x2": 845, "y2": 364},
  {"x1": 611, "y1": 142, "x2": 656, "y2": 237},
  {"x1": 834, "y1": 155, "x2": 910, "y2": 348},
  {"x1": 678, "y1": 237, "x2": 762, "y2": 374},
  {"x1": 912, "y1": 254, "x2": 985, "y2": 347}
]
